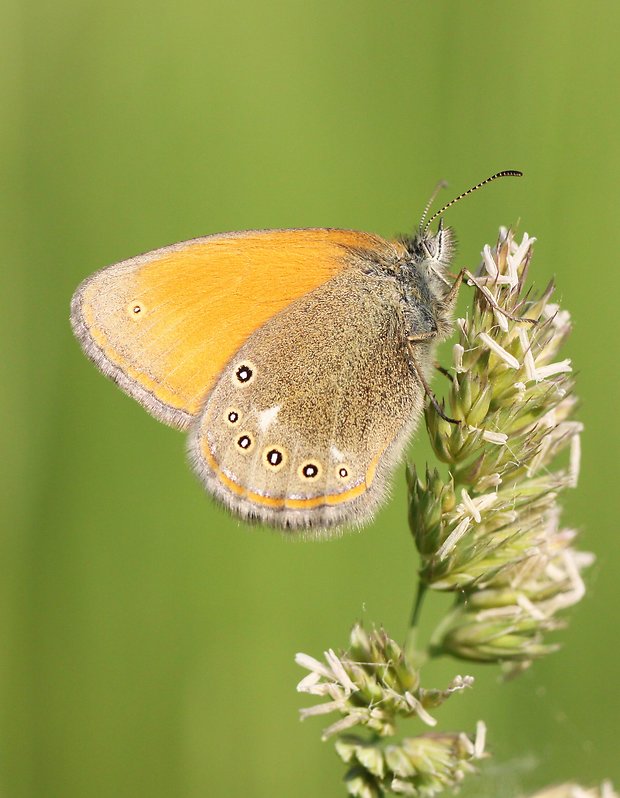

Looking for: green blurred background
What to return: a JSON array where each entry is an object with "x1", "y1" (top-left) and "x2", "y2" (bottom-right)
[{"x1": 3, "y1": 1, "x2": 619, "y2": 796}]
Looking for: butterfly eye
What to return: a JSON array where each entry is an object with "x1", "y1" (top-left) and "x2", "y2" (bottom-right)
[
  {"x1": 236, "y1": 433, "x2": 254, "y2": 452},
  {"x1": 263, "y1": 446, "x2": 287, "y2": 472},
  {"x1": 299, "y1": 461, "x2": 321, "y2": 481},
  {"x1": 126, "y1": 300, "x2": 146, "y2": 318},
  {"x1": 233, "y1": 361, "x2": 257, "y2": 386}
]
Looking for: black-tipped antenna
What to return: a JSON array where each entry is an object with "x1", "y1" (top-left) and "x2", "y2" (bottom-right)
[
  {"x1": 418, "y1": 179, "x2": 449, "y2": 235},
  {"x1": 423, "y1": 170, "x2": 523, "y2": 235}
]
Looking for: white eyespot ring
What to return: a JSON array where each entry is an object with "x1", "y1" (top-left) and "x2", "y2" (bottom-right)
[
  {"x1": 127, "y1": 300, "x2": 146, "y2": 318},
  {"x1": 225, "y1": 408, "x2": 242, "y2": 426},
  {"x1": 235, "y1": 432, "x2": 254, "y2": 453},
  {"x1": 262, "y1": 445, "x2": 287, "y2": 472},
  {"x1": 298, "y1": 461, "x2": 321, "y2": 481},
  {"x1": 232, "y1": 360, "x2": 257, "y2": 387}
]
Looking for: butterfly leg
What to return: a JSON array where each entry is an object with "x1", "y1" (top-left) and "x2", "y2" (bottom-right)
[
  {"x1": 406, "y1": 340, "x2": 459, "y2": 425},
  {"x1": 443, "y1": 268, "x2": 465, "y2": 309},
  {"x1": 447, "y1": 268, "x2": 537, "y2": 324},
  {"x1": 434, "y1": 361, "x2": 454, "y2": 381}
]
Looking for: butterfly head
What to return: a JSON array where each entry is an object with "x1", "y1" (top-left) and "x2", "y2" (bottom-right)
[{"x1": 404, "y1": 218, "x2": 456, "y2": 272}]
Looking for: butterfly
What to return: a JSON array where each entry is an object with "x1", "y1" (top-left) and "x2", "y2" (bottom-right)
[{"x1": 70, "y1": 171, "x2": 521, "y2": 533}]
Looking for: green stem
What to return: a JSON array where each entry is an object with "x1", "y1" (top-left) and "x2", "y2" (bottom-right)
[
  {"x1": 404, "y1": 580, "x2": 428, "y2": 667},
  {"x1": 410, "y1": 580, "x2": 427, "y2": 628},
  {"x1": 427, "y1": 599, "x2": 460, "y2": 659}
]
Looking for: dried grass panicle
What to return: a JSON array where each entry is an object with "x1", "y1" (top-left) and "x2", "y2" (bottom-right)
[
  {"x1": 336, "y1": 723, "x2": 486, "y2": 798},
  {"x1": 408, "y1": 228, "x2": 592, "y2": 668},
  {"x1": 296, "y1": 624, "x2": 483, "y2": 796},
  {"x1": 296, "y1": 624, "x2": 474, "y2": 741}
]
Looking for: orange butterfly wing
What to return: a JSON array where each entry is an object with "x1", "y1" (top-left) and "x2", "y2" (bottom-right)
[{"x1": 71, "y1": 228, "x2": 399, "y2": 429}]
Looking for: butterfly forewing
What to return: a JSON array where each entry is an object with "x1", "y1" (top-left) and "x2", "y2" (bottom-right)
[{"x1": 71, "y1": 228, "x2": 390, "y2": 429}]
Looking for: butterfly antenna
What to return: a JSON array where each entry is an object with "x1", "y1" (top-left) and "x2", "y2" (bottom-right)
[
  {"x1": 418, "y1": 179, "x2": 449, "y2": 235},
  {"x1": 423, "y1": 170, "x2": 523, "y2": 236}
]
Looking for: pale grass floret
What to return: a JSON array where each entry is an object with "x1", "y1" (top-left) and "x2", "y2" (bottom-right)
[
  {"x1": 460, "y1": 489, "x2": 481, "y2": 523},
  {"x1": 509, "y1": 232, "x2": 536, "y2": 272},
  {"x1": 403, "y1": 693, "x2": 437, "y2": 727},
  {"x1": 482, "y1": 244, "x2": 498, "y2": 278},
  {"x1": 295, "y1": 652, "x2": 334, "y2": 682},
  {"x1": 535, "y1": 359, "x2": 572, "y2": 380},
  {"x1": 299, "y1": 699, "x2": 346, "y2": 719},
  {"x1": 477, "y1": 472, "x2": 503, "y2": 490},
  {"x1": 542, "y1": 303, "x2": 572, "y2": 333},
  {"x1": 515, "y1": 593, "x2": 547, "y2": 620},
  {"x1": 436, "y1": 517, "x2": 471, "y2": 560},
  {"x1": 493, "y1": 305, "x2": 510, "y2": 332},
  {"x1": 473, "y1": 720, "x2": 487, "y2": 758},
  {"x1": 478, "y1": 331, "x2": 520, "y2": 369},
  {"x1": 480, "y1": 428, "x2": 508, "y2": 445},
  {"x1": 322, "y1": 714, "x2": 364, "y2": 740},
  {"x1": 448, "y1": 674, "x2": 474, "y2": 691},
  {"x1": 518, "y1": 327, "x2": 539, "y2": 381},
  {"x1": 295, "y1": 670, "x2": 325, "y2": 695},
  {"x1": 458, "y1": 490, "x2": 497, "y2": 520},
  {"x1": 325, "y1": 648, "x2": 359, "y2": 694},
  {"x1": 453, "y1": 343, "x2": 466, "y2": 373}
]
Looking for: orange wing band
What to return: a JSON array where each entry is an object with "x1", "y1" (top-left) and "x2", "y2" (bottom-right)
[{"x1": 202, "y1": 444, "x2": 380, "y2": 510}]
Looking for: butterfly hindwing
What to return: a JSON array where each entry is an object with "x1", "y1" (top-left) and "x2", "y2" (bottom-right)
[{"x1": 188, "y1": 264, "x2": 424, "y2": 531}]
